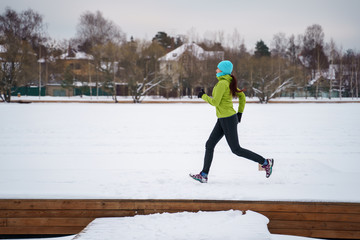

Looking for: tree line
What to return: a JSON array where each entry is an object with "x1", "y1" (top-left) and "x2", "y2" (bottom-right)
[{"x1": 1, "y1": 7, "x2": 359, "y2": 103}]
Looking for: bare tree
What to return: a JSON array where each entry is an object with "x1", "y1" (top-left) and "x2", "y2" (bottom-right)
[
  {"x1": 326, "y1": 39, "x2": 338, "y2": 99},
  {"x1": 227, "y1": 28, "x2": 242, "y2": 51},
  {"x1": 0, "y1": 8, "x2": 46, "y2": 102},
  {"x1": 76, "y1": 11, "x2": 125, "y2": 50},
  {"x1": 75, "y1": 11, "x2": 125, "y2": 98},
  {"x1": 333, "y1": 47, "x2": 346, "y2": 99},
  {"x1": 250, "y1": 57, "x2": 293, "y2": 103},
  {"x1": 302, "y1": 24, "x2": 328, "y2": 99},
  {"x1": 342, "y1": 49, "x2": 359, "y2": 99},
  {"x1": 270, "y1": 33, "x2": 289, "y2": 97},
  {"x1": 92, "y1": 41, "x2": 121, "y2": 102},
  {"x1": 186, "y1": 27, "x2": 200, "y2": 44},
  {"x1": 271, "y1": 32, "x2": 288, "y2": 58},
  {"x1": 119, "y1": 39, "x2": 168, "y2": 103},
  {"x1": 287, "y1": 34, "x2": 299, "y2": 64}
]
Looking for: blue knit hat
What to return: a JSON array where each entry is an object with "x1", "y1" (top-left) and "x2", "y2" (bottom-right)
[{"x1": 217, "y1": 60, "x2": 233, "y2": 75}]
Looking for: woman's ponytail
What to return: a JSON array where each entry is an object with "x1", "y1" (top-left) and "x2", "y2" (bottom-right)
[{"x1": 230, "y1": 74, "x2": 242, "y2": 97}]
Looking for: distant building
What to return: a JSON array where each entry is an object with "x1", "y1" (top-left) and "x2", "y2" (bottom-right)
[
  {"x1": 298, "y1": 54, "x2": 351, "y2": 98},
  {"x1": 60, "y1": 48, "x2": 94, "y2": 78},
  {"x1": 158, "y1": 43, "x2": 224, "y2": 97},
  {"x1": 159, "y1": 43, "x2": 224, "y2": 75}
]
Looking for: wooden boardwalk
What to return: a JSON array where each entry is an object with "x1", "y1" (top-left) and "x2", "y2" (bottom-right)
[{"x1": 0, "y1": 199, "x2": 360, "y2": 239}]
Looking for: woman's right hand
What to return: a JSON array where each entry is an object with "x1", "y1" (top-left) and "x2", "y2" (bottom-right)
[{"x1": 198, "y1": 89, "x2": 205, "y2": 98}]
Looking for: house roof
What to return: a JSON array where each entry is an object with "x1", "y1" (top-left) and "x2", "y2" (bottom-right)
[
  {"x1": 158, "y1": 43, "x2": 223, "y2": 61},
  {"x1": 60, "y1": 50, "x2": 94, "y2": 60}
]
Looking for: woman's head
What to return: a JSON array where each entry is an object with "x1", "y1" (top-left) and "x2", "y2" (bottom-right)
[
  {"x1": 217, "y1": 60, "x2": 233, "y2": 75},
  {"x1": 217, "y1": 60, "x2": 241, "y2": 97}
]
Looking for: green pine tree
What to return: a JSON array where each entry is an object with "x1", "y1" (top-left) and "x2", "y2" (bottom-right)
[{"x1": 254, "y1": 40, "x2": 271, "y2": 57}]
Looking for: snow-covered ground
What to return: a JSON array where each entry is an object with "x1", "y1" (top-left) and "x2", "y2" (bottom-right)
[
  {"x1": 1, "y1": 102, "x2": 357, "y2": 240},
  {"x1": 76, "y1": 210, "x2": 270, "y2": 240},
  {"x1": 0, "y1": 102, "x2": 359, "y2": 201},
  {"x1": 73, "y1": 210, "x2": 318, "y2": 240}
]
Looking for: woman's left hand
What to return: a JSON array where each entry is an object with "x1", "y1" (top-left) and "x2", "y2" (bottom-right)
[{"x1": 237, "y1": 112, "x2": 242, "y2": 123}]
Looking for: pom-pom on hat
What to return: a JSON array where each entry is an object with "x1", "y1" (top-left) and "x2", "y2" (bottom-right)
[{"x1": 217, "y1": 60, "x2": 233, "y2": 75}]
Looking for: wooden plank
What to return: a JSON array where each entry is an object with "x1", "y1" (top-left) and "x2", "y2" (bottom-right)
[
  {"x1": 137, "y1": 200, "x2": 360, "y2": 214},
  {"x1": 4, "y1": 218, "x2": 94, "y2": 227},
  {"x1": 311, "y1": 202, "x2": 360, "y2": 214},
  {"x1": 0, "y1": 210, "x2": 136, "y2": 218},
  {"x1": 221, "y1": 201, "x2": 360, "y2": 214},
  {"x1": 0, "y1": 199, "x2": 137, "y2": 210},
  {"x1": 0, "y1": 227, "x2": 83, "y2": 235},
  {"x1": 260, "y1": 211, "x2": 360, "y2": 222},
  {"x1": 143, "y1": 209, "x2": 188, "y2": 215},
  {"x1": 1, "y1": 199, "x2": 359, "y2": 213},
  {"x1": 270, "y1": 228, "x2": 360, "y2": 240},
  {"x1": 0, "y1": 218, "x2": 6, "y2": 227},
  {"x1": 269, "y1": 220, "x2": 360, "y2": 231},
  {"x1": 136, "y1": 200, "x2": 204, "y2": 212}
]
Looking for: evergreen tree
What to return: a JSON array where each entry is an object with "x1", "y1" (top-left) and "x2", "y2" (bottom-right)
[
  {"x1": 152, "y1": 31, "x2": 175, "y2": 50},
  {"x1": 254, "y1": 40, "x2": 271, "y2": 57}
]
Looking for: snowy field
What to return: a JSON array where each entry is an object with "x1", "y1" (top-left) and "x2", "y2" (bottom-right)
[
  {"x1": 0, "y1": 103, "x2": 360, "y2": 202},
  {"x1": 0, "y1": 102, "x2": 360, "y2": 202},
  {"x1": 1, "y1": 102, "x2": 359, "y2": 240}
]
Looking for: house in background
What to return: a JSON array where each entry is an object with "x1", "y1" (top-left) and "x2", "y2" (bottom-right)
[
  {"x1": 159, "y1": 43, "x2": 224, "y2": 78},
  {"x1": 158, "y1": 43, "x2": 224, "y2": 97},
  {"x1": 298, "y1": 55, "x2": 352, "y2": 98},
  {"x1": 45, "y1": 48, "x2": 95, "y2": 97},
  {"x1": 59, "y1": 47, "x2": 94, "y2": 76}
]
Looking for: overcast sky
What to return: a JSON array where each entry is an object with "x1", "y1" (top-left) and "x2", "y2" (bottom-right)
[{"x1": 1, "y1": 0, "x2": 359, "y2": 51}]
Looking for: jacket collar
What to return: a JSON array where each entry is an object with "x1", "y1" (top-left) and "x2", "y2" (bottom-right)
[{"x1": 216, "y1": 74, "x2": 232, "y2": 83}]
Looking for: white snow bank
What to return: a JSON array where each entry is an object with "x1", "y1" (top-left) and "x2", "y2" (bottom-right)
[{"x1": 75, "y1": 211, "x2": 270, "y2": 240}]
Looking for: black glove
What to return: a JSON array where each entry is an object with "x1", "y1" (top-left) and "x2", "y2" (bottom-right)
[
  {"x1": 198, "y1": 89, "x2": 205, "y2": 98},
  {"x1": 237, "y1": 112, "x2": 242, "y2": 123}
]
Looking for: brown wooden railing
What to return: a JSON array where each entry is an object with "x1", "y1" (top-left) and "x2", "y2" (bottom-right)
[{"x1": 1, "y1": 199, "x2": 359, "y2": 239}]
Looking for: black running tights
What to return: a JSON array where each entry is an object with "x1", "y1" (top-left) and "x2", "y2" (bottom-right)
[{"x1": 202, "y1": 114, "x2": 265, "y2": 174}]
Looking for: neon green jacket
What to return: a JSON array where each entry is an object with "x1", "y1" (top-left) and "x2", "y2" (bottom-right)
[{"x1": 201, "y1": 74, "x2": 246, "y2": 118}]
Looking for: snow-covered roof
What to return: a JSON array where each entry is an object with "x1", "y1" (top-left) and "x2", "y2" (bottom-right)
[
  {"x1": 60, "y1": 50, "x2": 94, "y2": 60},
  {"x1": 158, "y1": 43, "x2": 224, "y2": 61},
  {"x1": 73, "y1": 81, "x2": 100, "y2": 87},
  {"x1": 308, "y1": 64, "x2": 336, "y2": 86}
]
